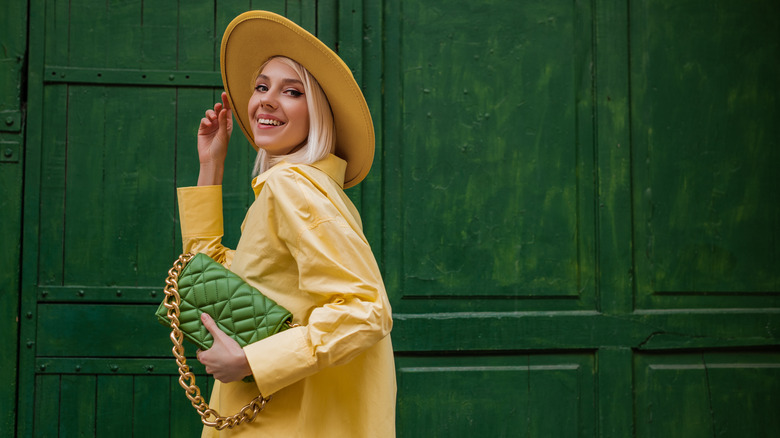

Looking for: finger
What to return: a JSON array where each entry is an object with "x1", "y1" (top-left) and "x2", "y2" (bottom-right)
[
  {"x1": 201, "y1": 312, "x2": 223, "y2": 338},
  {"x1": 220, "y1": 93, "x2": 233, "y2": 130},
  {"x1": 205, "y1": 109, "x2": 217, "y2": 120},
  {"x1": 218, "y1": 103, "x2": 232, "y2": 126},
  {"x1": 221, "y1": 92, "x2": 231, "y2": 111}
]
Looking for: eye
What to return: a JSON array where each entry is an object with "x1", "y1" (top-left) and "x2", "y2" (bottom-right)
[
  {"x1": 254, "y1": 84, "x2": 268, "y2": 92},
  {"x1": 285, "y1": 89, "x2": 304, "y2": 98}
]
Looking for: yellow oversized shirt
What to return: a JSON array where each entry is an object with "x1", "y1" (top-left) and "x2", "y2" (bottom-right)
[{"x1": 177, "y1": 155, "x2": 396, "y2": 437}]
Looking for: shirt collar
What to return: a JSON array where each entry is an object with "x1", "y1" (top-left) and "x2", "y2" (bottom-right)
[{"x1": 251, "y1": 154, "x2": 347, "y2": 197}]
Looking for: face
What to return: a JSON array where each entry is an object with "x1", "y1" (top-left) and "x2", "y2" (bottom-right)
[{"x1": 247, "y1": 58, "x2": 310, "y2": 156}]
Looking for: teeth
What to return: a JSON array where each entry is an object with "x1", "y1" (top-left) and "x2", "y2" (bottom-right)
[{"x1": 258, "y1": 118, "x2": 282, "y2": 126}]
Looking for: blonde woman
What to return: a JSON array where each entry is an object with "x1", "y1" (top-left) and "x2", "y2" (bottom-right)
[{"x1": 178, "y1": 10, "x2": 396, "y2": 438}]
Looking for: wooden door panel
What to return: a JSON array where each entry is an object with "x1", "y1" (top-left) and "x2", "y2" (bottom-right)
[
  {"x1": 131, "y1": 376, "x2": 172, "y2": 437},
  {"x1": 397, "y1": 354, "x2": 596, "y2": 437},
  {"x1": 38, "y1": 83, "x2": 68, "y2": 286},
  {"x1": 386, "y1": 0, "x2": 596, "y2": 311},
  {"x1": 51, "y1": 0, "x2": 180, "y2": 70},
  {"x1": 95, "y1": 375, "x2": 134, "y2": 436},
  {"x1": 635, "y1": 352, "x2": 780, "y2": 438},
  {"x1": 32, "y1": 375, "x2": 59, "y2": 437},
  {"x1": 62, "y1": 86, "x2": 177, "y2": 286},
  {"x1": 59, "y1": 375, "x2": 98, "y2": 436},
  {"x1": 36, "y1": 304, "x2": 169, "y2": 357},
  {"x1": 32, "y1": 373, "x2": 208, "y2": 437},
  {"x1": 630, "y1": 0, "x2": 780, "y2": 306},
  {"x1": 706, "y1": 354, "x2": 780, "y2": 437}
]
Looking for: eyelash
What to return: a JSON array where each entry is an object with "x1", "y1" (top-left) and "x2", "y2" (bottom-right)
[{"x1": 254, "y1": 84, "x2": 304, "y2": 97}]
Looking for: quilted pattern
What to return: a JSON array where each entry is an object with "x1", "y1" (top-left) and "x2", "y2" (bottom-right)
[{"x1": 156, "y1": 253, "x2": 293, "y2": 350}]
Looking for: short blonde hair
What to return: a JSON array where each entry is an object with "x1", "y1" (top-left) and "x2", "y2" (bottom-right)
[{"x1": 252, "y1": 56, "x2": 336, "y2": 176}]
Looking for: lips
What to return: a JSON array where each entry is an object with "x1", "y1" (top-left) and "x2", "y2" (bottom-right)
[{"x1": 257, "y1": 115, "x2": 284, "y2": 127}]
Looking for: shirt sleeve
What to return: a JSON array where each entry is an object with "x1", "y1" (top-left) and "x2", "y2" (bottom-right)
[
  {"x1": 242, "y1": 171, "x2": 393, "y2": 396},
  {"x1": 177, "y1": 185, "x2": 234, "y2": 266}
]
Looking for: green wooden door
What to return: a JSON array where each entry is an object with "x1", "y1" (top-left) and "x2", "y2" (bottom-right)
[
  {"x1": 14, "y1": 0, "x2": 779, "y2": 436},
  {"x1": 387, "y1": 0, "x2": 780, "y2": 434}
]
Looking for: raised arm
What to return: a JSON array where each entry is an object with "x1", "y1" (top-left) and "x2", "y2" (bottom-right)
[
  {"x1": 176, "y1": 92, "x2": 236, "y2": 264},
  {"x1": 197, "y1": 92, "x2": 233, "y2": 186}
]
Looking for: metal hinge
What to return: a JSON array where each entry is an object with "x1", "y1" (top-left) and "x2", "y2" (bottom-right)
[
  {"x1": 1, "y1": 141, "x2": 20, "y2": 163},
  {"x1": 0, "y1": 110, "x2": 22, "y2": 133}
]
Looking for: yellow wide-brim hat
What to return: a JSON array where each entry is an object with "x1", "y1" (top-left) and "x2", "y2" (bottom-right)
[{"x1": 220, "y1": 10, "x2": 374, "y2": 189}]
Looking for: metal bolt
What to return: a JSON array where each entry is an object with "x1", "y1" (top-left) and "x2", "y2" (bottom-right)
[
  {"x1": 3, "y1": 148, "x2": 12, "y2": 158},
  {"x1": 169, "y1": 74, "x2": 175, "y2": 81},
  {"x1": 5, "y1": 116, "x2": 13, "y2": 126},
  {"x1": 40, "y1": 364, "x2": 47, "y2": 371},
  {"x1": 150, "y1": 290, "x2": 157, "y2": 297},
  {"x1": 26, "y1": 341, "x2": 33, "y2": 348},
  {"x1": 78, "y1": 290, "x2": 85, "y2": 297},
  {"x1": 146, "y1": 365, "x2": 155, "y2": 372},
  {"x1": 75, "y1": 365, "x2": 81, "y2": 372},
  {"x1": 110, "y1": 365, "x2": 119, "y2": 372},
  {"x1": 26, "y1": 312, "x2": 33, "y2": 319},
  {"x1": 116, "y1": 290, "x2": 123, "y2": 297}
]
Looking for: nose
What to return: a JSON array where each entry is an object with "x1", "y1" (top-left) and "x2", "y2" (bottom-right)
[{"x1": 259, "y1": 94, "x2": 278, "y2": 110}]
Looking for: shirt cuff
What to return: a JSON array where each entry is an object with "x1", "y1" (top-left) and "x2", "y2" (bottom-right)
[
  {"x1": 243, "y1": 326, "x2": 316, "y2": 396},
  {"x1": 177, "y1": 185, "x2": 223, "y2": 238}
]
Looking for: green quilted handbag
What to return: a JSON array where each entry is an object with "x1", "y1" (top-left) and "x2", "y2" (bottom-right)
[
  {"x1": 156, "y1": 252, "x2": 295, "y2": 430},
  {"x1": 155, "y1": 252, "x2": 293, "y2": 350}
]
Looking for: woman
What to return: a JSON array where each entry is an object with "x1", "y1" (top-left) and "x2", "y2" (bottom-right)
[{"x1": 177, "y1": 10, "x2": 396, "y2": 437}]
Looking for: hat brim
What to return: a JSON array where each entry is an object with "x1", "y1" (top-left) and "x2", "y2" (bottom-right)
[{"x1": 221, "y1": 11, "x2": 374, "y2": 189}]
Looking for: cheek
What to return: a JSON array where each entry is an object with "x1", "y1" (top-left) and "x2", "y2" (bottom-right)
[
  {"x1": 247, "y1": 96, "x2": 258, "y2": 116},
  {"x1": 294, "y1": 103, "x2": 310, "y2": 130}
]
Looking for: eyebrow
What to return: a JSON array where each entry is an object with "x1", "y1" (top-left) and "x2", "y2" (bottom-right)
[{"x1": 256, "y1": 74, "x2": 304, "y2": 86}]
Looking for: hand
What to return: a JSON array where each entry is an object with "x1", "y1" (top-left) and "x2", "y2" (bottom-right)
[
  {"x1": 196, "y1": 313, "x2": 252, "y2": 383},
  {"x1": 197, "y1": 92, "x2": 233, "y2": 185}
]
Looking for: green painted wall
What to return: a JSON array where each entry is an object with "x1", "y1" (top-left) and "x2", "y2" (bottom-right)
[{"x1": 3, "y1": 0, "x2": 778, "y2": 436}]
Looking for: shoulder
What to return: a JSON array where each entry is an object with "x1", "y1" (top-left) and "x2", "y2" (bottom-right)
[
  {"x1": 262, "y1": 161, "x2": 337, "y2": 199},
  {"x1": 256, "y1": 162, "x2": 341, "y2": 220},
  {"x1": 254, "y1": 154, "x2": 347, "y2": 198}
]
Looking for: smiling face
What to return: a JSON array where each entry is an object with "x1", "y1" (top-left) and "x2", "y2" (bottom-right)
[{"x1": 247, "y1": 58, "x2": 310, "y2": 156}]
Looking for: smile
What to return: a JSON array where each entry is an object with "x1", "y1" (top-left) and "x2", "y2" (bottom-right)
[{"x1": 258, "y1": 117, "x2": 284, "y2": 126}]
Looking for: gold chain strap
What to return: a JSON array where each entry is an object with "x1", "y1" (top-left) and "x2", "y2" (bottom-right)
[{"x1": 162, "y1": 253, "x2": 270, "y2": 430}]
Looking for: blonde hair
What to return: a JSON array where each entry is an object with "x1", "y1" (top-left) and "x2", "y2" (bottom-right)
[{"x1": 251, "y1": 56, "x2": 336, "y2": 176}]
